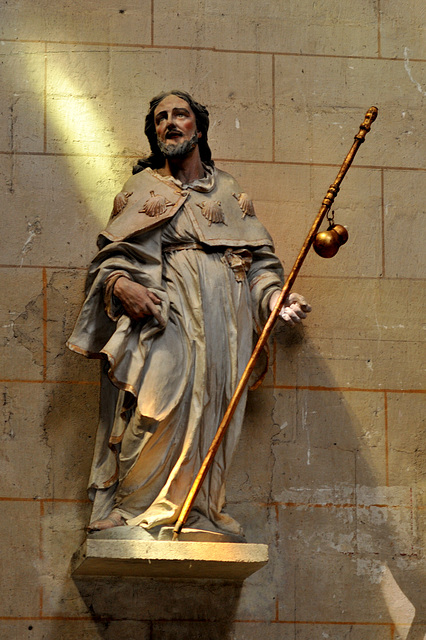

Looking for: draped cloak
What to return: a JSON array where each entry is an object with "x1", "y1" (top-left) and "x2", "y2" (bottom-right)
[{"x1": 67, "y1": 166, "x2": 284, "y2": 535}]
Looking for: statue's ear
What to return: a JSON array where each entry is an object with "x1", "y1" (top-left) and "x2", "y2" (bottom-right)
[{"x1": 197, "y1": 131, "x2": 202, "y2": 139}]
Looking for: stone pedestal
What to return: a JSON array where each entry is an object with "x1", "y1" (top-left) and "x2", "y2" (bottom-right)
[{"x1": 72, "y1": 538, "x2": 268, "y2": 581}]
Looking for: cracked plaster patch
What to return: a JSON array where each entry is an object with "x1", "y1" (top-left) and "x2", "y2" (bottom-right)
[
  {"x1": 13, "y1": 294, "x2": 44, "y2": 368},
  {"x1": 20, "y1": 218, "x2": 42, "y2": 266}
]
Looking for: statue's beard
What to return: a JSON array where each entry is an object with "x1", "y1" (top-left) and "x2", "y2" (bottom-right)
[{"x1": 157, "y1": 132, "x2": 199, "y2": 158}]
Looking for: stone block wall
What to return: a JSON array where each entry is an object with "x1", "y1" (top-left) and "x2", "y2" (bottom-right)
[{"x1": 0, "y1": 1, "x2": 424, "y2": 638}]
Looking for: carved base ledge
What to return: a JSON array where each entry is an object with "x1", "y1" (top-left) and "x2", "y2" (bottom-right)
[{"x1": 72, "y1": 538, "x2": 268, "y2": 581}]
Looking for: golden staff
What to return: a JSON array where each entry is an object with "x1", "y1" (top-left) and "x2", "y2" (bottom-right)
[{"x1": 172, "y1": 106, "x2": 378, "y2": 541}]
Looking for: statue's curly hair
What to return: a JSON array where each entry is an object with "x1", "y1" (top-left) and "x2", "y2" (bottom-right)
[{"x1": 133, "y1": 90, "x2": 213, "y2": 174}]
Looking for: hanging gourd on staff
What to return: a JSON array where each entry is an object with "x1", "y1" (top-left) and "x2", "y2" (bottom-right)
[{"x1": 313, "y1": 209, "x2": 349, "y2": 259}]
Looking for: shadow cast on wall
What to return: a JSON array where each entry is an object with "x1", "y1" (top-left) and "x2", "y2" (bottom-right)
[
  {"x1": 73, "y1": 576, "x2": 242, "y2": 640},
  {"x1": 264, "y1": 323, "x2": 424, "y2": 638}
]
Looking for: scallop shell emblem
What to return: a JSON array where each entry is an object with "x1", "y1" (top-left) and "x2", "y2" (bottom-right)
[
  {"x1": 197, "y1": 200, "x2": 226, "y2": 226},
  {"x1": 233, "y1": 192, "x2": 256, "y2": 218},
  {"x1": 140, "y1": 191, "x2": 170, "y2": 217}
]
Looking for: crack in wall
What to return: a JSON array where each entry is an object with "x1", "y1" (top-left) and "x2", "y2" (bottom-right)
[
  {"x1": 8, "y1": 94, "x2": 21, "y2": 194},
  {"x1": 41, "y1": 396, "x2": 55, "y2": 497},
  {"x1": 1, "y1": 388, "x2": 15, "y2": 440},
  {"x1": 403, "y1": 47, "x2": 426, "y2": 97}
]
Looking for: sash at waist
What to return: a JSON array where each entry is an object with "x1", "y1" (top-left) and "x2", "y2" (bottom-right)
[{"x1": 162, "y1": 243, "x2": 253, "y2": 283}]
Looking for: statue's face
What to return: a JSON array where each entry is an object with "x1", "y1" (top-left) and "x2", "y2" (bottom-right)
[{"x1": 154, "y1": 95, "x2": 201, "y2": 157}]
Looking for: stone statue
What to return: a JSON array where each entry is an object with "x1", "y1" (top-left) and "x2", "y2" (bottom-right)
[{"x1": 67, "y1": 90, "x2": 311, "y2": 540}]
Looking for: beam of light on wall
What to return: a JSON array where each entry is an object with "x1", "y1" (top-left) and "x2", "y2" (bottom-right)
[
  {"x1": 45, "y1": 59, "x2": 123, "y2": 226},
  {"x1": 20, "y1": 49, "x2": 130, "y2": 227},
  {"x1": 380, "y1": 563, "x2": 415, "y2": 639}
]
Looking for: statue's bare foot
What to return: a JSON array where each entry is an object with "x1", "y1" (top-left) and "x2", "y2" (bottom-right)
[{"x1": 87, "y1": 511, "x2": 126, "y2": 532}]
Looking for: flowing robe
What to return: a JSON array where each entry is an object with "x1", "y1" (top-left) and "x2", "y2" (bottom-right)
[{"x1": 68, "y1": 167, "x2": 284, "y2": 535}]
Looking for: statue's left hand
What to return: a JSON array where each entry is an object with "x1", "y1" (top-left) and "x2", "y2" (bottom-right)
[{"x1": 269, "y1": 291, "x2": 312, "y2": 326}]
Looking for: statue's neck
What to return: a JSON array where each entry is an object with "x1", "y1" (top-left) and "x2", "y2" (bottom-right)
[{"x1": 159, "y1": 148, "x2": 205, "y2": 185}]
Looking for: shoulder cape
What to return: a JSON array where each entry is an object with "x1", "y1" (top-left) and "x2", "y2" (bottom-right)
[{"x1": 99, "y1": 168, "x2": 275, "y2": 250}]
